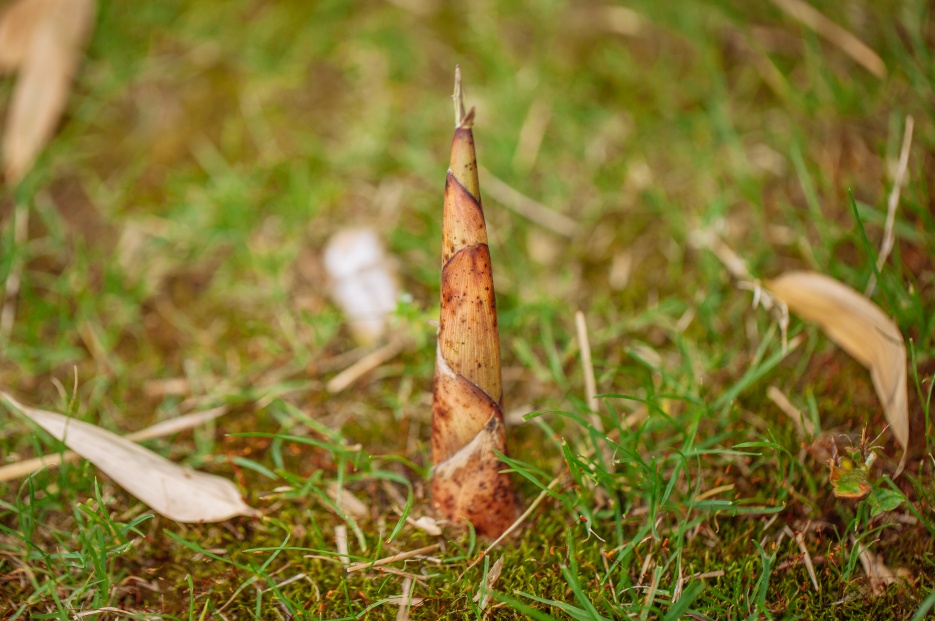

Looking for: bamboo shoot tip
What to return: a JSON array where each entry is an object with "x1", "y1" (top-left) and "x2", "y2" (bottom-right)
[{"x1": 453, "y1": 66, "x2": 467, "y2": 127}]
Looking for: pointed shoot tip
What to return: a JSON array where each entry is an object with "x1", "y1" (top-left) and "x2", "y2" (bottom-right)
[{"x1": 453, "y1": 66, "x2": 467, "y2": 127}]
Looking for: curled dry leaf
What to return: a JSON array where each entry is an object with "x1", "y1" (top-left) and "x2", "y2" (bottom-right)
[
  {"x1": 1, "y1": 392, "x2": 258, "y2": 523},
  {"x1": 765, "y1": 271, "x2": 908, "y2": 458},
  {"x1": 0, "y1": 0, "x2": 96, "y2": 183},
  {"x1": 431, "y1": 68, "x2": 518, "y2": 538},
  {"x1": 324, "y1": 228, "x2": 400, "y2": 345}
]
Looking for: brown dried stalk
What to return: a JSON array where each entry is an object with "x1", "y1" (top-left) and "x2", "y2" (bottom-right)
[{"x1": 431, "y1": 67, "x2": 519, "y2": 538}]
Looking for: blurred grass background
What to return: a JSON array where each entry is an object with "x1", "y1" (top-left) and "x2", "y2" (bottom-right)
[{"x1": 1, "y1": 0, "x2": 933, "y2": 618}]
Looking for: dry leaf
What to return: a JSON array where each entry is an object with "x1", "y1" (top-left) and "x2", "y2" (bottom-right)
[
  {"x1": 0, "y1": 0, "x2": 48, "y2": 72},
  {"x1": 1, "y1": 392, "x2": 258, "y2": 522},
  {"x1": 2, "y1": 0, "x2": 96, "y2": 183},
  {"x1": 326, "y1": 482, "x2": 369, "y2": 519},
  {"x1": 765, "y1": 271, "x2": 908, "y2": 457},
  {"x1": 473, "y1": 556, "x2": 504, "y2": 611},
  {"x1": 766, "y1": 385, "x2": 815, "y2": 438},
  {"x1": 0, "y1": 404, "x2": 228, "y2": 482},
  {"x1": 855, "y1": 538, "x2": 910, "y2": 596},
  {"x1": 335, "y1": 524, "x2": 349, "y2": 565},
  {"x1": 395, "y1": 576, "x2": 413, "y2": 621},
  {"x1": 323, "y1": 228, "x2": 399, "y2": 345}
]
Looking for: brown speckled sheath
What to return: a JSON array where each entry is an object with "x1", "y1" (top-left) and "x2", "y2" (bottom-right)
[{"x1": 431, "y1": 92, "x2": 519, "y2": 539}]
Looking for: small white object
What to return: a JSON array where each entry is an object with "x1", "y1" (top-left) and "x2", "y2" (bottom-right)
[
  {"x1": 324, "y1": 228, "x2": 399, "y2": 345},
  {"x1": 335, "y1": 524, "x2": 349, "y2": 566},
  {"x1": 408, "y1": 515, "x2": 442, "y2": 536}
]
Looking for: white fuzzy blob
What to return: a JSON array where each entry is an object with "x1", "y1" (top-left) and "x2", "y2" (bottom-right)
[{"x1": 324, "y1": 228, "x2": 399, "y2": 345}]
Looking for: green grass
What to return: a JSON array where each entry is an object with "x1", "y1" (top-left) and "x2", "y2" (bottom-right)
[{"x1": 1, "y1": 0, "x2": 933, "y2": 618}]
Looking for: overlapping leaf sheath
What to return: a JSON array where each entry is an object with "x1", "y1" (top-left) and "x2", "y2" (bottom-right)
[{"x1": 431, "y1": 70, "x2": 518, "y2": 538}]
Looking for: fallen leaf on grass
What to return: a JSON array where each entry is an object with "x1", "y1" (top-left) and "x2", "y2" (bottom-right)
[
  {"x1": 1, "y1": 392, "x2": 258, "y2": 522},
  {"x1": 0, "y1": 404, "x2": 228, "y2": 482},
  {"x1": 0, "y1": 0, "x2": 96, "y2": 183},
  {"x1": 765, "y1": 271, "x2": 908, "y2": 460}
]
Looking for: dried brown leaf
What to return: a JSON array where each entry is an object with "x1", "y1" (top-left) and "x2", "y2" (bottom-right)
[
  {"x1": 0, "y1": 405, "x2": 228, "y2": 482},
  {"x1": 765, "y1": 271, "x2": 908, "y2": 454},
  {"x1": 1, "y1": 392, "x2": 258, "y2": 522},
  {"x1": 2, "y1": 0, "x2": 95, "y2": 183},
  {"x1": 0, "y1": 0, "x2": 49, "y2": 72}
]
